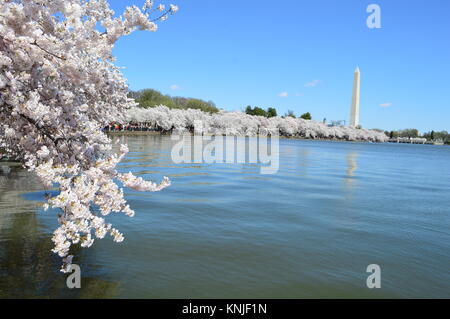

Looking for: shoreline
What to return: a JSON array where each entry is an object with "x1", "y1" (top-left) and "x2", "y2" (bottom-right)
[
  {"x1": 105, "y1": 130, "x2": 384, "y2": 144},
  {"x1": 105, "y1": 131, "x2": 380, "y2": 144},
  {"x1": 106, "y1": 131, "x2": 448, "y2": 146}
]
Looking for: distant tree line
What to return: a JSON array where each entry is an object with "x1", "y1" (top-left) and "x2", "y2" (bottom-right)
[
  {"x1": 129, "y1": 89, "x2": 219, "y2": 113},
  {"x1": 386, "y1": 128, "x2": 420, "y2": 139},
  {"x1": 129, "y1": 90, "x2": 315, "y2": 121},
  {"x1": 245, "y1": 106, "x2": 312, "y2": 120},
  {"x1": 128, "y1": 92, "x2": 447, "y2": 143},
  {"x1": 245, "y1": 106, "x2": 278, "y2": 117},
  {"x1": 385, "y1": 129, "x2": 450, "y2": 144},
  {"x1": 422, "y1": 130, "x2": 450, "y2": 144},
  {"x1": 121, "y1": 105, "x2": 389, "y2": 142}
]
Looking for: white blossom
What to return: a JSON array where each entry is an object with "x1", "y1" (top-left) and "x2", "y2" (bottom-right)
[
  {"x1": 0, "y1": 0, "x2": 176, "y2": 272},
  {"x1": 122, "y1": 106, "x2": 389, "y2": 142}
]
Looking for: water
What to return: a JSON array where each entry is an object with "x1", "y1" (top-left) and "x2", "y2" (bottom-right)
[{"x1": 0, "y1": 135, "x2": 449, "y2": 298}]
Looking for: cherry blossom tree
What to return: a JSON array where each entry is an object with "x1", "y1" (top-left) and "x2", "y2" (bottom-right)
[
  {"x1": 123, "y1": 106, "x2": 389, "y2": 142},
  {"x1": 0, "y1": 0, "x2": 177, "y2": 272}
]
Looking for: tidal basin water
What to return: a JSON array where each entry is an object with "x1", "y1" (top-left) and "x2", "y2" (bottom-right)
[{"x1": 0, "y1": 135, "x2": 449, "y2": 298}]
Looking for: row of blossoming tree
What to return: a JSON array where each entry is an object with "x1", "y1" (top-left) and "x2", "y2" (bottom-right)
[
  {"x1": 122, "y1": 106, "x2": 389, "y2": 142},
  {"x1": 0, "y1": 0, "x2": 176, "y2": 272}
]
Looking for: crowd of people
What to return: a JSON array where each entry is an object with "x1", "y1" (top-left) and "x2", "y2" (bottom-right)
[{"x1": 104, "y1": 122, "x2": 154, "y2": 132}]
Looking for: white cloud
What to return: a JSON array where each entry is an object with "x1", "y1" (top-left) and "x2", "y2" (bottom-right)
[
  {"x1": 379, "y1": 102, "x2": 392, "y2": 107},
  {"x1": 278, "y1": 91, "x2": 288, "y2": 98},
  {"x1": 170, "y1": 84, "x2": 181, "y2": 90},
  {"x1": 304, "y1": 80, "x2": 320, "y2": 87}
]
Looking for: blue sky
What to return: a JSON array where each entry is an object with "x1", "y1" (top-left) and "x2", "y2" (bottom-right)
[{"x1": 110, "y1": 0, "x2": 450, "y2": 132}]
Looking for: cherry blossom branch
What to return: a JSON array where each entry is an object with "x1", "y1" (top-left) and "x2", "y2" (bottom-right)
[
  {"x1": 150, "y1": 7, "x2": 177, "y2": 22},
  {"x1": 31, "y1": 40, "x2": 67, "y2": 61},
  {"x1": 0, "y1": 0, "x2": 176, "y2": 273}
]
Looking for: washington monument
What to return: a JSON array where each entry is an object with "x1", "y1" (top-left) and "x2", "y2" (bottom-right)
[{"x1": 349, "y1": 67, "x2": 360, "y2": 127}]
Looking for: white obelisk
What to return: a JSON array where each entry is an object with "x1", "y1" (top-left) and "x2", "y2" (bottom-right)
[{"x1": 349, "y1": 67, "x2": 360, "y2": 127}]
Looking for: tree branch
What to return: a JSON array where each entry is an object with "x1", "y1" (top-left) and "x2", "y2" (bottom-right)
[{"x1": 31, "y1": 40, "x2": 66, "y2": 61}]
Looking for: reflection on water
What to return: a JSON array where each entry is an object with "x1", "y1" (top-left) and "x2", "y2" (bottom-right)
[
  {"x1": 0, "y1": 165, "x2": 119, "y2": 298},
  {"x1": 1, "y1": 136, "x2": 450, "y2": 298},
  {"x1": 345, "y1": 152, "x2": 358, "y2": 189},
  {"x1": 0, "y1": 164, "x2": 43, "y2": 232}
]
